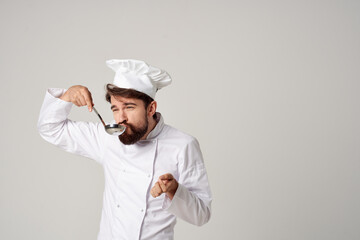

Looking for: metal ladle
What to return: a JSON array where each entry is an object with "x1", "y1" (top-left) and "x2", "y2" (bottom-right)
[{"x1": 92, "y1": 107, "x2": 126, "y2": 136}]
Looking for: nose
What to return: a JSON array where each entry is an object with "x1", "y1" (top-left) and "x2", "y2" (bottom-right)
[{"x1": 116, "y1": 110, "x2": 127, "y2": 125}]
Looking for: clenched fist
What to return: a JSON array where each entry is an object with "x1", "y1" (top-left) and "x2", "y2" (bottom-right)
[
  {"x1": 150, "y1": 173, "x2": 178, "y2": 200},
  {"x1": 60, "y1": 85, "x2": 94, "y2": 111}
]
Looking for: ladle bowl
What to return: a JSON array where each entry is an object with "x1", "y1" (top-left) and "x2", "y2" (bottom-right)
[
  {"x1": 92, "y1": 107, "x2": 126, "y2": 136},
  {"x1": 105, "y1": 123, "x2": 126, "y2": 136}
]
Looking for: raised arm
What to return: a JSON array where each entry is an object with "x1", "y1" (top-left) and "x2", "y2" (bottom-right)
[{"x1": 37, "y1": 86, "x2": 105, "y2": 164}]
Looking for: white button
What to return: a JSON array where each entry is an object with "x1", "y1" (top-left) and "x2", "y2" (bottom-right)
[
  {"x1": 147, "y1": 174, "x2": 151, "y2": 178},
  {"x1": 141, "y1": 209, "x2": 144, "y2": 212},
  {"x1": 117, "y1": 205, "x2": 120, "y2": 208}
]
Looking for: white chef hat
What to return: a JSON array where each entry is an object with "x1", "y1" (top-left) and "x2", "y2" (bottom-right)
[{"x1": 106, "y1": 59, "x2": 172, "y2": 99}]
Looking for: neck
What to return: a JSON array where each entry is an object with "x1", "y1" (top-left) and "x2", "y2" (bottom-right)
[{"x1": 141, "y1": 116, "x2": 157, "y2": 140}]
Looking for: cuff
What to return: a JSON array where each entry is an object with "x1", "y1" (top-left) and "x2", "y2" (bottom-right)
[
  {"x1": 47, "y1": 88, "x2": 67, "y2": 98},
  {"x1": 43, "y1": 88, "x2": 73, "y2": 117},
  {"x1": 162, "y1": 183, "x2": 187, "y2": 212}
]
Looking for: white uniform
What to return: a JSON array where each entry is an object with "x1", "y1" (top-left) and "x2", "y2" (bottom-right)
[{"x1": 37, "y1": 88, "x2": 212, "y2": 240}]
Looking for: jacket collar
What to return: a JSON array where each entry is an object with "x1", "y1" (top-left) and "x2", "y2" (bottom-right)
[{"x1": 145, "y1": 112, "x2": 164, "y2": 140}]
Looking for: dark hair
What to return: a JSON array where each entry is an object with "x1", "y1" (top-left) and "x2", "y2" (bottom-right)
[{"x1": 105, "y1": 84, "x2": 156, "y2": 119}]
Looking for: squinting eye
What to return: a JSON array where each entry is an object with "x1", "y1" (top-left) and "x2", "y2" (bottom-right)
[{"x1": 126, "y1": 106, "x2": 134, "y2": 109}]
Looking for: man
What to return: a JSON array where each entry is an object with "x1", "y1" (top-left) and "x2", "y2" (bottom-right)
[{"x1": 37, "y1": 59, "x2": 212, "y2": 240}]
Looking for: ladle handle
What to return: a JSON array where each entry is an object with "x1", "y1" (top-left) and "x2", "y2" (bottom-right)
[{"x1": 92, "y1": 107, "x2": 106, "y2": 127}]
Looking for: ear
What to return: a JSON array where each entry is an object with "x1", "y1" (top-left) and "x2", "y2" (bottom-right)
[{"x1": 147, "y1": 101, "x2": 157, "y2": 117}]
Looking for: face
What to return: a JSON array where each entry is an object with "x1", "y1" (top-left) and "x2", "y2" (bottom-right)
[{"x1": 110, "y1": 95, "x2": 149, "y2": 145}]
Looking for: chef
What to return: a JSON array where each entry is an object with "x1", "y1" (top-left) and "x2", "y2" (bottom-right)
[{"x1": 37, "y1": 59, "x2": 212, "y2": 240}]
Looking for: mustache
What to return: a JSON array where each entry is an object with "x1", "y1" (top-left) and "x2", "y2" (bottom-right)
[
  {"x1": 118, "y1": 120, "x2": 126, "y2": 125},
  {"x1": 117, "y1": 120, "x2": 134, "y2": 129}
]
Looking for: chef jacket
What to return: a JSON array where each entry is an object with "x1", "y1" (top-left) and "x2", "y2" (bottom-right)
[{"x1": 37, "y1": 88, "x2": 212, "y2": 240}]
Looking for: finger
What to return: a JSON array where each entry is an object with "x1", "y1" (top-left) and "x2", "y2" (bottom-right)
[
  {"x1": 150, "y1": 184, "x2": 157, "y2": 198},
  {"x1": 150, "y1": 187, "x2": 156, "y2": 198},
  {"x1": 78, "y1": 95, "x2": 87, "y2": 106},
  {"x1": 74, "y1": 99, "x2": 82, "y2": 107},
  {"x1": 153, "y1": 182, "x2": 163, "y2": 197},
  {"x1": 83, "y1": 91, "x2": 93, "y2": 111},
  {"x1": 158, "y1": 179, "x2": 167, "y2": 192},
  {"x1": 161, "y1": 179, "x2": 169, "y2": 185},
  {"x1": 159, "y1": 173, "x2": 174, "y2": 181}
]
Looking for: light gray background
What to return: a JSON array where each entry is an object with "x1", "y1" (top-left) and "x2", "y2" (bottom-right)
[{"x1": 1, "y1": 0, "x2": 359, "y2": 239}]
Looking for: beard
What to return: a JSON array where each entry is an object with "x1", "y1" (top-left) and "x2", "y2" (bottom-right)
[{"x1": 118, "y1": 117, "x2": 148, "y2": 145}]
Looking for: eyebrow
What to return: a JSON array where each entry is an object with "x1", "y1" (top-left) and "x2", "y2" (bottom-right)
[
  {"x1": 124, "y1": 103, "x2": 137, "y2": 106},
  {"x1": 111, "y1": 103, "x2": 137, "y2": 109}
]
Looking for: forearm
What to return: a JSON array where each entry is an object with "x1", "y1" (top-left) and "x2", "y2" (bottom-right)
[{"x1": 162, "y1": 184, "x2": 212, "y2": 226}]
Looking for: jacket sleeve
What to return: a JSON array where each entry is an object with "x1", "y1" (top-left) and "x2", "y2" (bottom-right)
[
  {"x1": 162, "y1": 138, "x2": 212, "y2": 226},
  {"x1": 37, "y1": 88, "x2": 105, "y2": 164}
]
